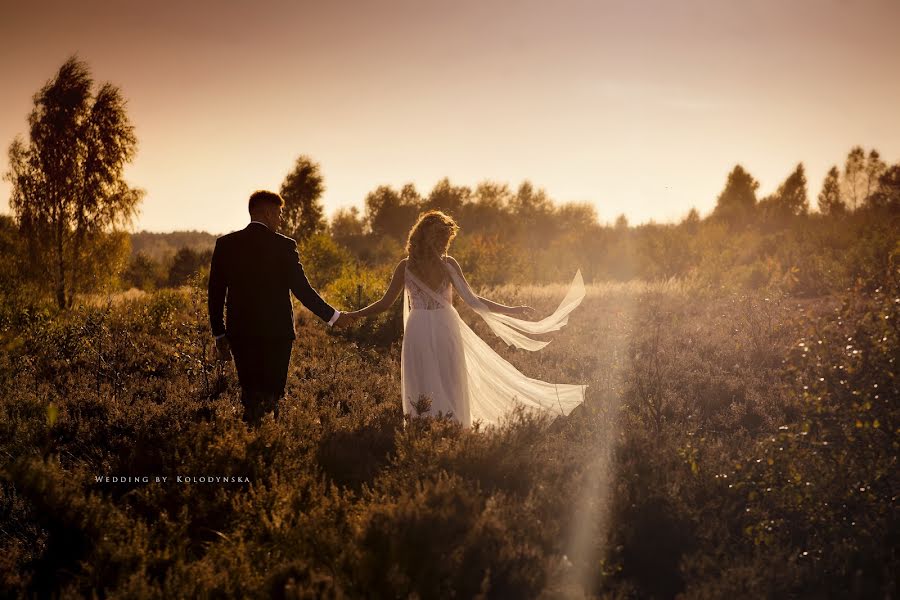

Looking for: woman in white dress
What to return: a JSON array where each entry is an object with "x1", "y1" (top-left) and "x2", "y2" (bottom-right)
[{"x1": 345, "y1": 210, "x2": 587, "y2": 428}]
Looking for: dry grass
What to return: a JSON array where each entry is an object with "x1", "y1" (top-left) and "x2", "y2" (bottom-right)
[{"x1": 0, "y1": 268, "x2": 896, "y2": 598}]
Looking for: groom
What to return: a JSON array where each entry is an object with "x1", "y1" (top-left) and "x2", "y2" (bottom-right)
[{"x1": 208, "y1": 190, "x2": 353, "y2": 425}]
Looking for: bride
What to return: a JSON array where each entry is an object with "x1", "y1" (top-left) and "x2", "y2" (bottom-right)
[{"x1": 345, "y1": 210, "x2": 587, "y2": 428}]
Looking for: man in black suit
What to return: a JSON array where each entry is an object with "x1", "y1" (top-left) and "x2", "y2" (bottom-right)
[{"x1": 208, "y1": 190, "x2": 353, "y2": 425}]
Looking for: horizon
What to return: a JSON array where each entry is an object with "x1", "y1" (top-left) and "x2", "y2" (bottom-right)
[{"x1": 2, "y1": 0, "x2": 899, "y2": 234}]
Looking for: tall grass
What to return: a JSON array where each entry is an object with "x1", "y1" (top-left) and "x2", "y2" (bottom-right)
[{"x1": 0, "y1": 266, "x2": 896, "y2": 598}]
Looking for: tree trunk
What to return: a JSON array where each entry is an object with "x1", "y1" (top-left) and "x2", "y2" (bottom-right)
[
  {"x1": 55, "y1": 211, "x2": 67, "y2": 309},
  {"x1": 71, "y1": 228, "x2": 82, "y2": 309}
]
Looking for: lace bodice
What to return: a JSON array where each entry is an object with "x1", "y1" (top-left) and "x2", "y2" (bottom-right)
[{"x1": 405, "y1": 265, "x2": 453, "y2": 310}]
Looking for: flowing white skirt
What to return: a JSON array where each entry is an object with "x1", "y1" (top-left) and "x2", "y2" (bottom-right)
[{"x1": 400, "y1": 305, "x2": 586, "y2": 429}]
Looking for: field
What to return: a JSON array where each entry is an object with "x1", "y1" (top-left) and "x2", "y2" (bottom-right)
[{"x1": 0, "y1": 269, "x2": 896, "y2": 598}]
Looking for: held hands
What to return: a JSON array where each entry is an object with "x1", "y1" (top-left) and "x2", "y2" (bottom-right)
[{"x1": 333, "y1": 312, "x2": 359, "y2": 328}]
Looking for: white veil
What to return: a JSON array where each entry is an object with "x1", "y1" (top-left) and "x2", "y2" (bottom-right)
[
  {"x1": 402, "y1": 263, "x2": 586, "y2": 350},
  {"x1": 445, "y1": 266, "x2": 585, "y2": 351}
]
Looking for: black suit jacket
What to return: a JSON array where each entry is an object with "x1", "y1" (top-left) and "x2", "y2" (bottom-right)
[{"x1": 208, "y1": 222, "x2": 336, "y2": 339}]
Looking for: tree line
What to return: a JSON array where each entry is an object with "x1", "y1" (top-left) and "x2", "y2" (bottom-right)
[{"x1": 3, "y1": 57, "x2": 898, "y2": 310}]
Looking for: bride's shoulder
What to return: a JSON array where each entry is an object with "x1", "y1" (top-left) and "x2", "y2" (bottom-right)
[{"x1": 443, "y1": 255, "x2": 462, "y2": 271}]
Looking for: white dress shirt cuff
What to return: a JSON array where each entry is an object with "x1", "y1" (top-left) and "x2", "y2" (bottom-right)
[
  {"x1": 214, "y1": 333, "x2": 226, "y2": 340},
  {"x1": 327, "y1": 310, "x2": 341, "y2": 327}
]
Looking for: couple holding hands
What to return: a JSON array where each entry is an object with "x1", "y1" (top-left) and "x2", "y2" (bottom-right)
[{"x1": 208, "y1": 190, "x2": 586, "y2": 427}]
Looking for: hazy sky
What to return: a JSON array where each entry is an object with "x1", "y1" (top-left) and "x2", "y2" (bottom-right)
[{"x1": 1, "y1": 0, "x2": 898, "y2": 234}]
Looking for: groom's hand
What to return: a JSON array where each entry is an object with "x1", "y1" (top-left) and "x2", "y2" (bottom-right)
[
  {"x1": 333, "y1": 312, "x2": 357, "y2": 329},
  {"x1": 214, "y1": 336, "x2": 232, "y2": 361}
]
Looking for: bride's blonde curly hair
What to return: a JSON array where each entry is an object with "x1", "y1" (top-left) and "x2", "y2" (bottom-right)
[{"x1": 406, "y1": 210, "x2": 460, "y2": 288}]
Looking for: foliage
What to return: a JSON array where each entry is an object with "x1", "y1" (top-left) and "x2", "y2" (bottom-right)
[
  {"x1": 129, "y1": 230, "x2": 216, "y2": 263},
  {"x1": 297, "y1": 233, "x2": 353, "y2": 290},
  {"x1": 4, "y1": 56, "x2": 143, "y2": 308},
  {"x1": 168, "y1": 247, "x2": 213, "y2": 287},
  {"x1": 711, "y1": 164, "x2": 759, "y2": 228},
  {"x1": 364, "y1": 184, "x2": 421, "y2": 242},
  {"x1": 123, "y1": 251, "x2": 168, "y2": 291},
  {"x1": 818, "y1": 166, "x2": 845, "y2": 216},
  {"x1": 867, "y1": 164, "x2": 900, "y2": 211},
  {"x1": 0, "y1": 238, "x2": 896, "y2": 597},
  {"x1": 279, "y1": 155, "x2": 328, "y2": 241},
  {"x1": 758, "y1": 163, "x2": 809, "y2": 227}
]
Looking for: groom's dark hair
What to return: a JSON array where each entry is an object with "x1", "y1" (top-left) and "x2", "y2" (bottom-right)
[{"x1": 248, "y1": 190, "x2": 284, "y2": 214}]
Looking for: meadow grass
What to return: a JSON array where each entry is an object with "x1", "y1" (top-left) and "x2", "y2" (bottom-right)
[{"x1": 0, "y1": 272, "x2": 895, "y2": 598}]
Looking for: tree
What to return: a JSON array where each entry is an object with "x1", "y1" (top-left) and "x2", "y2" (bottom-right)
[
  {"x1": 330, "y1": 206, "x2": 365, "y2": 240},
  {"x1": 5, "y1": 56, "x2": 143, "y2": 308},
  {"x1": 459, "y1": 181, "x2": 512, "y2": 233},
  {"x1": 168, "y1": 247, "x2": 212, "y2": 287},
  {"x1": 123, "y1": 251, "x2": 165, "y2": 291},
  {"x1": 279, "y1": 155, "x2": 327, "y2": 241},
  {"x1": 555, "y1": 202, "x2": 599, "y2": 233},
  {"x1": 510, "y1": 181, "x2": 553, "y2": 219},
  {"x1": 297, "y1": 233, "x2": 352, "y2": 289},
  {"x1": 425, "y1": 177, "x2": 471, "y2": 215},
  {"x1": 817, "y1": 166, "x2": 845, "y2": 216},
  {"x1": 681, "y1": 207, "x2": 701, "y2": 233},
  {"x1": 864, "y1": 150, "x2": 887, "y2": 202},
  {"x1": 364, "y1": 184, "x2": 422, "y2": 241},
  {"x1": 841, "y1": 147, "x2": 886, "y2": 211},
  {"x1": 471, "y1": 181, "x2": 512, "y2": 211},
  {"x1": 866, "y1": 164, "x2": 900, "y2": 212},
  {"x1": 759, "y1": 163, "x2": 809, "y2": 223},
  {"x1": 711, "y1": 165, "x2": 759, "y2": 227},
  {"x1": 842, "y1": 146, "x2": 866, "y2": 211}
]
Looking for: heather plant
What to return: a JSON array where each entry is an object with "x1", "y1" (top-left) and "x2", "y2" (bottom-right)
[{"x1": 1, "y1": 239, "x2": 897, "y2": 598}]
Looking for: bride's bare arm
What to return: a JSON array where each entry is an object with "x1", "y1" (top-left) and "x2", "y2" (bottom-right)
[
  {"x1": 445, "y1": 256, "x2": 533, "y2": 317},
  {"x1": 344, "y1": 259, "x2": 407, "y2": 318}
]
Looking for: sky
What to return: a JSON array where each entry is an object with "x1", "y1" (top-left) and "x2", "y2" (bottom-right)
[{"x1": 1, "y1": 0, "x2": 898, "y2": 234}]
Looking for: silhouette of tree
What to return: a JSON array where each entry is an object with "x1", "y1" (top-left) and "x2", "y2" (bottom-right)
[
  {"x1": 711, "y1": 165, "x2": 759, "y2": 227},
  {"x1": 842, "y1": 146, "x2": 866, "y2": 211},
  {"x1": 328, "y1": 206, "x2": 369, "y2": 260},
  {"x1": 4, "y1": 56, "x2": 143, "y2": 308},
  {"x1": 168, "y1": 247, "x2": 212, "y2": 287},
  {"x1": 818, "y1": 166, "x2": 845, "y2": 216},
  {"x1": 364, "y1": 184, "x2": 422, "y2": 241},
  {"x1": 866, "y1": 164, "x2": 900, "y2": 211},
  {"x1": 459, "y1": 181, "x2": 512, "y2": 233},
  {"x1": 330, "y1": 206, "x2": 365, "y2": 240},
  {"x1": 279, "y1": 155, "x2": 327, "y2": 241},
  {"x1": 124, "y1": 251, "x2": 165, "y2": 290},
  {"x1": 614, "y1": 214, "x2": 629, "y2": 229},
  {"x1": 556, "y1": 202, "x2": 599, "y2": 233},
  {"x1": 399, "y1": 184, "x2": 423, "y2": 215},
  {"x1": 425, "y1": 178, "x2": 471, "y2": 215},
  {"x1": 681, "y1": 207, "x2": 701, "y2": 233},
  {"x1": 864, "y1": 150, "x2": 887, "y2": 202},
  {"x1": 128, "y1": 231, "x2": 214, "y2": 262},
  {"x1": 759, "y1": 163, "x2": 808, "y2": 224},
  {"x1": 510, "y1": 181, "x2": 553, "y2": 219}
]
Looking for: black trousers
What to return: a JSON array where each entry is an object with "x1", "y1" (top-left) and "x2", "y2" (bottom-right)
[{"x1": 228, "y1": 335, "x2": 293, "y2": 424}]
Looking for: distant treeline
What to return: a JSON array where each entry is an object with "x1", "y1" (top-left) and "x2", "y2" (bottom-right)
[
  {"x1": 5, "y1": 57, "x2": 896, "y2": 310},
  {"x1": 2, "y1": 150, "x2": 898, "y2": 304},
  {"x1": 120, "y1": 146, "x2": 898, "y2": 304},
  {"x1": 130, "y1": 231, "x2": 216, "y2": 262}
]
